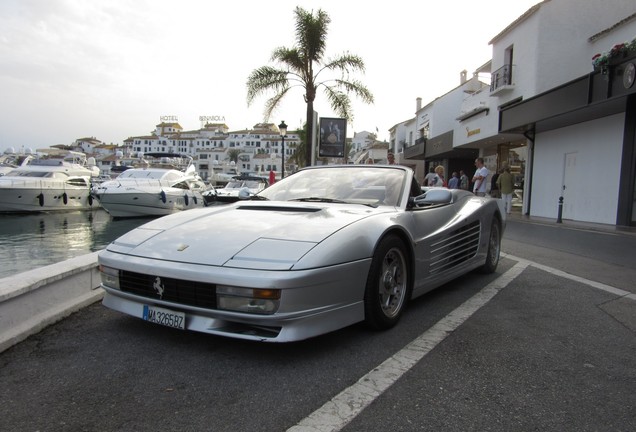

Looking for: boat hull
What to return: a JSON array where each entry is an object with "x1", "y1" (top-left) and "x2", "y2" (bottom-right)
[
  {"x1": 94, "y1": 188, "x2": 205, "y2": 218},
  {"x1": 0, "y1": 181, "x2": 98, "y2": 212}
]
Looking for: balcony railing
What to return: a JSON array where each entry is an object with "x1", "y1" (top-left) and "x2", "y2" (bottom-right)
[
  {"x1": 415, "y1": 136, "x2": 427, "y2": 146},
  {"x1": 490, "y1": 64, "x2": 513, "y2": 93}
]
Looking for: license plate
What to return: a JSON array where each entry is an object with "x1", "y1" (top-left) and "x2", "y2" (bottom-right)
[{"x1": 142, "y1": 305, "x2": 185, "y2": 330}]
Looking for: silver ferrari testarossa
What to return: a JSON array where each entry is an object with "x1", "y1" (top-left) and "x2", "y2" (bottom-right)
[{"x1": 98, "y1": 165, "x2": 505, "y2": 342}]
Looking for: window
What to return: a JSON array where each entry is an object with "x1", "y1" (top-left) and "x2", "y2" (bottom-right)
[{"x1": 422, "y1": 123, "x2": 430, "y2": 139}]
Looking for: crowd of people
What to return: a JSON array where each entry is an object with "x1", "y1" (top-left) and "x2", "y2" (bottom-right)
[
  {"x1": 380, "y1": 152, "x2": 516, "y2": 214},
  {"x1": 418, "y1": 157, "x2": 515, "y2": 214}
]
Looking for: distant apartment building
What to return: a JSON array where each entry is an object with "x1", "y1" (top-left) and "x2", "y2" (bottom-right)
[{"x1": 115, "y1": 121, "x2": 299, "y2": 181}]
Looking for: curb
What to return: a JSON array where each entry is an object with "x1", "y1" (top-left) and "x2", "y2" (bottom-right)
[{"x1": 0, "y1": 251, "x2": 103, "y2": 354}]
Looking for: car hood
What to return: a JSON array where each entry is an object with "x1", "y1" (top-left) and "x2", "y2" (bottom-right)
[{"x1": 106, "y1": 201, "x2": 389, "y2": 270}]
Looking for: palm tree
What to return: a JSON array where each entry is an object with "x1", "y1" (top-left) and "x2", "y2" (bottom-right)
[
  {"x1": 246, "y1": 6, "x2": 374, "y2": 168},
  {"x1": 287, "y1": 124, "x2": 307, "y2": 168},
  {"x1": 227, "y1": 149, "x2": 241, "y2": 164}
]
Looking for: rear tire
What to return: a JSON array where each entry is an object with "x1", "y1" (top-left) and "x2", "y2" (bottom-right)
[
  {"x1": 478, "y1": 218, "x2": 501, "y2": 274},
  {"x1": 364, "y1": 235, "x2": 410, "y2": 330}
]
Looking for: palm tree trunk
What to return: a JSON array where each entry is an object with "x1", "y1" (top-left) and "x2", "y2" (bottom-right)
[{"x1": 305, "y1": 100, "x2": 314, "y2": 167}]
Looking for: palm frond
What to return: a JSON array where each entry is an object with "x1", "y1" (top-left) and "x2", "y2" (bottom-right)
[
  {"x1": 321, "y1": 53, "x2": 366, "y2": 75},
  {"x1": 271, "y1": 47, "x2": 306, "y2": 73},
  {"x1": 246, "y1": 67, "x2": 290, "y2": 105},
  {"x1": 332, "y1": 78, "x2": 375, "y2": 104},
  {"x1": 294, "y1": 7, "x2": 330, "y2": 62},
  {"x1": 262, "y1": 86, "x2": 292, "y2": 120},
  {"x1": 322, "y1": 86, "x2": 353, "y2": 120}
]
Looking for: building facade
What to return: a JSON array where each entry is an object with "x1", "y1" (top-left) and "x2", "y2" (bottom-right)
[
  {"x1": 394, "y1": 0, "x2": 636, "y2": 226},
  {"x1": 95, "y1": 121, "x2": 300, "y2": 182}
]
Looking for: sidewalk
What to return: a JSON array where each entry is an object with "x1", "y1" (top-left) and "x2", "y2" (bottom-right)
[{"x1": 505, "y1": 208, "x2": 636, "y2": 237}]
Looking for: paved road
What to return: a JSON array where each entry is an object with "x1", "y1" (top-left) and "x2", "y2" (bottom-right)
[
  {"x1": 502, "y1": 214, "x2": 636, "y2": 293},
  {"x1": 0, "y1": 217, "x2": 635, "y2": 431}
]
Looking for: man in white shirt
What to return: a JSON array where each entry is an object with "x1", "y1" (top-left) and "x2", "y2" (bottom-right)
[
  {"x1": 472, "y1": 157, "x2": 489, "y2": 196},
  {"x1": 423, "y1": 166, "x2": 436, "y2": 186}
]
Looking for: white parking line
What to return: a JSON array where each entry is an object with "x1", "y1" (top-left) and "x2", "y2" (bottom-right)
[
  {"x1": 287, "y1": 261, "x2": 529, "y2": 432},
  {"x1": 288, "y1": 255, "x2": 635, "y2": 432},
  {"x1": 503, "y1": 253, "x2": 636, "y2": 300}
]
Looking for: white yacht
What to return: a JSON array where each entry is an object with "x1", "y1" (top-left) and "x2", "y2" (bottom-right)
[
  {"x1": 0, "y1": 150, "x2": 34, "y2": 177},
  {"x1": 0, "y1": 149, "x2": 100, "y2": 213},
  {"x1": 209, "y1": 160, "x2": 239, "y2": 187},
  {"x1": 92, "y1": 153, "x2": 209, "y2": 218},
  {"x1": 204, "y1": 175, "x2": 268, "y2": 204}
]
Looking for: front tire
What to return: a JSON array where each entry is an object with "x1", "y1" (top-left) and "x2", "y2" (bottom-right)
[
  {"x1": 364, "y1": 235, "x2": 410, "y2": 330},
  {"x1": 478, "y1": 218, "x2": 501, "y2": 274}
]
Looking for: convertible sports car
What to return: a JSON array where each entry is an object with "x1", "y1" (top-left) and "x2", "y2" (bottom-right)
[{"x1": 98, "y1": 165, "x2": 505, "y2": 342}]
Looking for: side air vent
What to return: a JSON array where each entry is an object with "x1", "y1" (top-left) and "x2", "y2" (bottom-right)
[{"x1": 429, "y1": 221, "x2": 480, "y2": 274}]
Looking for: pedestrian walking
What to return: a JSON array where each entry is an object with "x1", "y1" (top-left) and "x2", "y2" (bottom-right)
[
  {"x1": 430, "y1": 165, "x2": 447, "y2": 187},
  {"x1": 459, "y1": 170, "x2": 469, "y2": 190},
  {"x1": 424, "y1": 166, "x2": 436, "y2": 186},
  {"x1": 490, "y1": 169, "x2": 500, "y2": 198},
  {"x1": 448, "y1": 172, "x2": 459, "y2": 189},
  {"x1": 497, "y1": 167, "x2": 515, "y2": 214}
]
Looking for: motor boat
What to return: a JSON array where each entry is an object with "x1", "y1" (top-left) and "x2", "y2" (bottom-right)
[
  {"x1": 209, "y1": 160, "x2": 239, "y2": 187},
  {"x1": 0, "y1": 150, "x2": 34, "y2": 177},
  {"x1": 92, "y1": 153, "x2": 210, "y2": 218},
  {"x1": 0, "y1": 149, "x2": 100, "y2": 213},
  {"x1": 203, "y1": 174, "x2": 269, "y2": 205}
]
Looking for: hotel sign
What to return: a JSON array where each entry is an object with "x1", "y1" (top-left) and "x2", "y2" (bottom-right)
[
  {"x1": 160, "y1": 115, "x2": 178, "y2": 122},
  {"x1": 200, "y1": 115, "x2": 226, "y2": 122}
]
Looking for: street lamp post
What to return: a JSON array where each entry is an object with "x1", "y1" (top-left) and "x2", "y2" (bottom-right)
[{"x1": 278, "y1": 120, "x2": 287, "y2": 179}]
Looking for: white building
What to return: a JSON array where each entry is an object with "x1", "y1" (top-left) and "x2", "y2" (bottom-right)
[
  {"x1": 121, "y1": 121, "x2": 299, "y2": 182},
  {"x1": 494, "y1": 0, "x2": 636, "y2": 226},
  {"x1": 394, "y1": 0, "x2": 636, "y2": 226}
]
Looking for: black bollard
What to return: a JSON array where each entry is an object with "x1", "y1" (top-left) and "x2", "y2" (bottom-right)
[{"x1": 557, "y1": 196, "x2": 563, "y2": 223}]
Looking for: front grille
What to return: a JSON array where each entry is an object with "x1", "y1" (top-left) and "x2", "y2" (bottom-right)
[
  {"x1": 429, "y1": 221, "x2": 480, "y2": 274},
  {"x1": 120, "y1": 271, "x2": 217, "y2": 309}
]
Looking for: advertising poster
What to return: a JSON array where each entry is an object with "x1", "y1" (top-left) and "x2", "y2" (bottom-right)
[{"x1": 319, "y1": 117, "x2": 346, "y2": 157}]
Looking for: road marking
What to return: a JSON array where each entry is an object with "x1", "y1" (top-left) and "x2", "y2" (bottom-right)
[
  {"x1": 287, "y1": 261, "x2": 529, "y2": 432},
  {"x1": 288, "y1": 255, "x2": 634, "y2": 432},
  {"x1": 503, "y1": 253, "x2": 636, "y2": 301}
]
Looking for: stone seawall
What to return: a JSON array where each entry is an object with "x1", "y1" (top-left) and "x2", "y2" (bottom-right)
[{"x1": 0, "y1": 252, "x2": 103, "y2": 353}]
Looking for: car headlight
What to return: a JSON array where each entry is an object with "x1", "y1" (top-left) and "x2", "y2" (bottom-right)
[
  {"x1": 216, "y1": 286, "x2": 280, "y2": 315},
  {"x1": 99, "y1": 265, "x2": 120, "y2": 290}
]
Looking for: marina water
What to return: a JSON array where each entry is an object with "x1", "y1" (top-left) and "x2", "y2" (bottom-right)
[{"x1": 0, "y1": 210, "x2": 153, "y2": 279}]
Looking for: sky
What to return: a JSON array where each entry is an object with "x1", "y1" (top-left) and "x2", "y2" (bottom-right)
[{"x1": 0, "y1": 0, "x2": 540, "y2": 151}]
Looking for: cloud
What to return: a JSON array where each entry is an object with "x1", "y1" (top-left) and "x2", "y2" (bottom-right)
[{"x1": 0, "y1": 0, "x2": 540, "y2": 149}]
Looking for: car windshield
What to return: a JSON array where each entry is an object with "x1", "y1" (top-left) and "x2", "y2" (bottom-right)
[{"x1": 257, "y1": 166, "x2": 408, "y2": 207}]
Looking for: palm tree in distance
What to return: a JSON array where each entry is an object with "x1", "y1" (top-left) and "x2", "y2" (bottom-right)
[
  {"x1": 226, "y1": 149, "x2": 241, "y2": 164},
  {"x1": 287, "y1": 124, "x2": 307, "y2": 169},
  {"x1": 246, "y1": 6, "x2": 374, "y2": 168}
]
